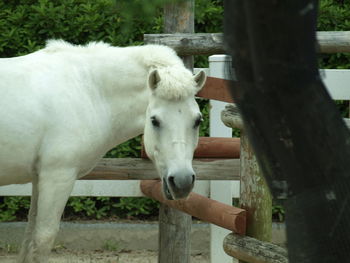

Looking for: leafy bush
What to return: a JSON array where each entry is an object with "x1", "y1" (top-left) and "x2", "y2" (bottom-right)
[
  {"x1": 64, "y1": 197, "x2": 159, "y2": 220},
  {"x1": 0, "y1": 196, "x2": 159, "y2": 222},
  {"x1": 0, "y1": 197, "x2": 30, "y2": 221},
  {"x1": 272, "y1": 204, "x2": 285, "y2": 222},
  {"x1": 0, "y1": 0, "x2": 165, "y2": 57}
]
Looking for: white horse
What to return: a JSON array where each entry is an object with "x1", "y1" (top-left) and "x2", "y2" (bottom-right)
[{"x1": 0, "y1": 40, "x2": 206, "y2": 262}]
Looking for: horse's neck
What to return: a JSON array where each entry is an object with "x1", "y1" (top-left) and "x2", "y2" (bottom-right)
[{"x1": 89, "y1": 50, "x2": 151, "y2": 147}]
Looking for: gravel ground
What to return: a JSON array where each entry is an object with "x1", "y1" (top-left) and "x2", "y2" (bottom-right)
[{"x1": 0, "y1": 249, "x2": 210, "y2": 263}]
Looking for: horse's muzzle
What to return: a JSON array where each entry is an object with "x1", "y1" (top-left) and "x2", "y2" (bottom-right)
[{"x1": 163, "y1": 170, "x2": 195, "y2": 200}]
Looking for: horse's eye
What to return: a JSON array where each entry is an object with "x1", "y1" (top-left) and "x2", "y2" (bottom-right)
[
  {"x1": 151, "y1": 116, "x2": 160, "y2": 128},
  {"x1": 194, "y1": 117, "x2": 203, "y2": 128}
]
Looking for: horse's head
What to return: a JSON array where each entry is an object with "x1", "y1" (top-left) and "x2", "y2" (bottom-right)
[{"x1": 144, "y1": 66, "x2": 206, "y2": 200}]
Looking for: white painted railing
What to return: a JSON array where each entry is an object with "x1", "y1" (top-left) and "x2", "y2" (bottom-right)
[{"x1": 207, "y1": 55, "x2": 238, "y2": 263}]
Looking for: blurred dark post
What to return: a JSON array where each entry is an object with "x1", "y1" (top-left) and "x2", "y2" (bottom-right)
[{"x1": 224, "y1": 0, "x2": 350, "y2": 262}]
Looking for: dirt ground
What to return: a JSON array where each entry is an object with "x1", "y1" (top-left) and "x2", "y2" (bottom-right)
[{"x1": 0, "y1": 249, "x2": 209, "y2": 263}]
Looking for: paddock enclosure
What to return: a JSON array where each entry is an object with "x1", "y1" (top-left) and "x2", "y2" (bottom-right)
[{"x1": 1, "y1": 1, "x2": 350, "y2": 263}]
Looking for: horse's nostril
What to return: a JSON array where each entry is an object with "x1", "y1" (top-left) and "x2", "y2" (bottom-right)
[
  {"x1": 166, "y1": 173, "x2": 194, "y2": 199},
  {"x1": 168, "y1": 174, "x2": 194, "y2": 190},
  {"x1": 168, "y1": 175, "x2": 176, "y2": 188}
]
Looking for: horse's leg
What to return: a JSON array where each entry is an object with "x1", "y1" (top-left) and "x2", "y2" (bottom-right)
[
  {"x1": 17, "y1": 175, "x2": 39, "y2": 263},
  {"x1": 20, "y1": 168, "x2": 76, "y2": 263}
]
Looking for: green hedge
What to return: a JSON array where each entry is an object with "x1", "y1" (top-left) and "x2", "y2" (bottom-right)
[
  {"x1": 0, "y1": 196, "x2": 160, "y2": 221},
  {"x1": 0, "y1": 0, "x2": 163, "y2": 57}
]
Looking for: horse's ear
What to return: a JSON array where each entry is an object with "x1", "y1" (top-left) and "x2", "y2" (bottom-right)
[
  {"x1": 194, "y1": 70, "x2": 206, "y2": 93},
  {"x1": 148, "y1": 69, "x2": 161, "y2": 91}
]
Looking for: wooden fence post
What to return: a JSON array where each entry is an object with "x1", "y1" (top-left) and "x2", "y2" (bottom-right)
[
  {"x1": 240, "y1": 131, "x2": 272, "y2": 242},
  {"x1": 222, "y1": 104, "x2": 272, "y2": 262},
  {"x1": 152, "y1": 1, "x2": 194, "y2": 263}
]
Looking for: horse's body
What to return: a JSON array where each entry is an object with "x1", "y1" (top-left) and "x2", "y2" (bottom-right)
[{"x1": 0, "y1": 40, "x2": 205, "y2": 262}]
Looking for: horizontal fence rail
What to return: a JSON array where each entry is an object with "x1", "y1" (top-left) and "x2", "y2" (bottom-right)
[
  {"x1": 141, "y1": 180, "x2": 246, "y2": 235},
  {"x1": 83, "y1": 158, "x2": 240, "y2": 181},
  {"x1": 144, "y1": 31, "x2": 350, "y2": 55}
]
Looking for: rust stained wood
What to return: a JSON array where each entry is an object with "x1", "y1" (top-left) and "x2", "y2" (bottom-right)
[
  {"x1": 197, "y1": 77, "x2": 234, "y2": 103},
  {"x1": 144, "y1": 31, "x2": 350, "y2": 55},
  {"x1": 81, "y1": 158, "x2": 240, "y2": 181},
  {"x1": 223, "y1": 233, "x2": 288, "y2": 263},
  {"x1": 141, "y1": 180, "x2": 246, "y2": 235},
  {"x1": 141, "y1": 136, "x2": 240, "y2": 159},
  {"x1": 193, "y1": 137, "x2": 240, "y2": 158}
]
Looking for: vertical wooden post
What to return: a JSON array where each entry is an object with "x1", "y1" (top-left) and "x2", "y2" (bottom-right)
[
  {"x1": 158, "y1": 206, "x2": 192, "y2": 263},
  {"x1": 157, "y1": 1, "x2": 194, "y2": 263},
  {"x1": 239, "y1": 132, "x2": 272, "y2": 242},
  {"x1": 239, "y1": 125, "x2": 272, "y2": 263},
  {"x1": 221, "y1": 104, "x2": 272, "y2": 262},
  {"x1": 164, "y1": 0, "x2": 194, "y2": 68}
]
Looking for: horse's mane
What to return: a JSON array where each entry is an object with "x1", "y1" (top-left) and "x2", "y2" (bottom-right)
[
  {"x1": 152, "y1": 65, "x2": 197, "y2": 100},
  {"x1": 137, "y1": 45, "x2": 197, "y2": 100},
  {"x1": 44, "y1": 39, "x2": 112, "y2": 53},
  {"x1": 43, "y1": 40, "x2": 197, "y2": 100}
]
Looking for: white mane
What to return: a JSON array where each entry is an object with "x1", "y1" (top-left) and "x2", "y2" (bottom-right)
[
  {"x1": 153, "y1": 65, "x2": 197, "y2": 100},
  {"x1": 43, "y1": 40, "x2": 197, "y2": 101},
  {"x1": 135, "y1": 45, "x2": 197, "y2": 100},
  {"x1": 44, "y1": 39, "x2": 112, "y2": 53}
]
